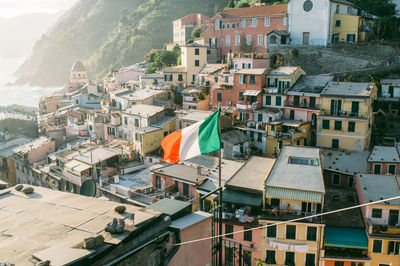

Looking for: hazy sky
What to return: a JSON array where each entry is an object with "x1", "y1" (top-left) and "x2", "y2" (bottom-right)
[{"x1": 0, "y1": 0, "x2": 79, "y2": 18}]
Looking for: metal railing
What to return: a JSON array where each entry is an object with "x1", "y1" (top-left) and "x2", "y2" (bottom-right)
[
  {"x1": 284, "y1": 100, "x2": 320, "y2": 110},
  {"x1": 319, "y1": 109, "x2": 370, "y2": 119}
]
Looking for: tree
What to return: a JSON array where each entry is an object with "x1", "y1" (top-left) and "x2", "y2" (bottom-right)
[
  {"x1": 237, "y1": 1, "x2": 250, "y2": 8},
  {"x1": 191, "y1": 26, "x2": 204, "y2": 39},
  {"x1": 351, "y1": 0, "x2": 396, "y2": 17},
  {"x1": 227, "y1": 0, "x2": 236, "y2": 8}
]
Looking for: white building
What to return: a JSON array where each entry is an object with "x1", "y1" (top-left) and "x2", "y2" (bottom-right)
[{"x1": 381, "y1": 79, "x2": 400, "y2": 99}]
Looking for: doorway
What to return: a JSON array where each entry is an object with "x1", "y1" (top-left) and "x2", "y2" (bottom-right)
[{"x1": 303, "y1": 32, "x2": 310, "y2": 45}]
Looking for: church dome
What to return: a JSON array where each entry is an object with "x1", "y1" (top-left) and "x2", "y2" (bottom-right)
[{"x1": 71, "y1": 60, "x2": 86, "y2": 72}]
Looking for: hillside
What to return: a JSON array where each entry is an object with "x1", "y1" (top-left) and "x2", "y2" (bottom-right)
[{"x1": 14, "y1": 0, "x2": 228, "y2": 86}]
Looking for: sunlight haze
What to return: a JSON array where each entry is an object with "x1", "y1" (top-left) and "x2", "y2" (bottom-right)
[{"x1": 0, "y1": 0, "x2": 78, "y2": 18}]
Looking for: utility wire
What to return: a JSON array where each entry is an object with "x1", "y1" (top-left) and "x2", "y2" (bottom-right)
[{"x1": 168, "y1": 194, "x2": 400, "y2": 247}]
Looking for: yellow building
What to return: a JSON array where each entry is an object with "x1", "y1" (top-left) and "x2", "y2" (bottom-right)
[
  {"x1": 355, "y1": 174, "x2": 400, "y2": 266},
  {"x1": 163, "y1": 43, "x2": 208, "y2": 87},
  {"x1": 266, "y1": 120, "x2": 311, "y2": 157},
  {"x1": 358, "y1": 14, "x2": 375, "y2": 42},
  {"x1": 262, "y1": 146, "x2": 325, "y2": 265},
  {"x1": 317, "y1": 82, "x2": 377, "y2": 151}
]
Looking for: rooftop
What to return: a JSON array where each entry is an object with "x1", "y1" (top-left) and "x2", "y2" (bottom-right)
[
  {"x1": 140, "y1": 73, "x2": 164, "y2": 79},
  {"x1": 148, "y1": 198, "x2": 191, "y2": 220},
  {"x1": 357, "y1": 174, "x2": 400, "y2": 206},
  {"x1": 226, "y1": 156, "x2": 275, "y2": 193},
  {"x1": 117, "y1": 89, "x2": 166, "y2": 101},
  {"x1": 0, "y1": 137, "x2": 31, "y2": 157},
  {"x1": 266, "y1": 146, "x2": 325, "y2": 193},
  {"x1": 235, "y1": 68, "x2": 268, "y2": 75},
  {"x1": 218, "y1": 4, "x2": 287, "y2": 18},
  {"x1": 268, "y1": 66, "x2": 302, "y2": 76},
  {"x1": 171, "y1": 211, "x2": 212, "y2": 230},
  {"x1": 199, "y1": 64, "x2": 226, "y2": 75},
  {"x1": 123, "y1": 104, "x2": 165, "y2": 117},
  {"x1": 323, "y1": 188, "x2": 364, "y2": 227},
  {"x1": 152, "y1": 164, "x2": 208, "y2": 185},
  {"x1": 14, "y1": 137, "x2": 53, "y2": 154},
  {"x1": 162, "y1": 66, "x2": 187, "y2": 73},
  {"x1": 0, "y1": 186, "x2": 162, "y2": 265},
  {"x1": 381, "y1": 79, "x2": 400, "y2": 86},
  {"x1": 176, "y1": 109, "x2": 213, "y2": 123},
  {"x1": 368, "y1": 145, "x2": 400, "y2": 163},
  {"x1": 221, "y1": 130, "x2": 250, "y2": 145},
  {"x1": 321, "y1": 82, "x2": 375, "y2": 98},
  {"x1": 74, "y1": 147, "x2": 120, "y2": 165},
  {"x1": 288, "y1": 75, "x2": 331, "y2": 94},
  {"x1": 321, "y1": 149, "x2": 369, "y2": 175}
]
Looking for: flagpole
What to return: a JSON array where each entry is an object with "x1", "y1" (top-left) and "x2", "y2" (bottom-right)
[{"x1": 218, "y1": 109, "x2": 223, "y2": 266}]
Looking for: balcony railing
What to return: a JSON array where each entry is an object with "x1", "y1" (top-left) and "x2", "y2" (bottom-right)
[
  {"x1": 319, "y1": 109, "x2": 370, "y2": 119},
  {"x1": 285, "y1": 100, "x2": 320, "y2": 110},
  {"x1": 236, "y1": 102, "x2": 261, "y2": 110},
  {"x1": 269, "y1": 131, "x2": 302, "y2": 141},
  {"x1": 368, "y1": 219, "x2": 400, "y2": 236}
]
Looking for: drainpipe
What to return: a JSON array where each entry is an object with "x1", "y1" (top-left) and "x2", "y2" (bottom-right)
[{"x1": 164, "y1": 226, "x2": 181, "y2": 265}]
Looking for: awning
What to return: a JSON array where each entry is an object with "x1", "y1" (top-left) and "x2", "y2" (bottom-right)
[
  {"x1": 324, "y1": 227, "x2": 368, "y2": 249},
  {"x1": 65, "y1": 160, "x2": 91, "y2": 173},
  {"x1": 216, "y1": 189, "x2": 262, "y2": 207},
  {"x1": 266, "y1": 187, "x2": 322, "y2": 203},
  {"x1": 243, "y1": 90, "x2": 261, "y2": 96}
]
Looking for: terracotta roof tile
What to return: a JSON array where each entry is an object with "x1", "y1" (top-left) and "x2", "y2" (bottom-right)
[{"x1": 219, "y1": 4, "x2": 287, "y2": 18}]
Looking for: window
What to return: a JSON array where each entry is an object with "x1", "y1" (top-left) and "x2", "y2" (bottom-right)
[
  {"x1": 389, "y1": 164, "x2": 396, "y2": 175},
  {"x1": 334, "y1": 121, "x2": 342, "y2": 130},
  {"x1": 334, "y1": 262, "x2": 344, "y2": 266},
  {"x1": 388, "y1": 241, "x2": 400, "y2": 255},
  {"x1": 249, "y1": 75, "x2": 255, "y2": 85},
  {"x1": 265, "y1": 17, "x2": 270, "y2": 27},
  {"x1": 240, "y1": 74, "x2": 247, "y2": 84},
  {"x1": 267, "y1": 224, "x2": 277, "y2": 238},
  {"x1": 289, "y1": 157, "x2": 319, "y2": 166},
  {"x1": 239, "y1": 92, "x2": 244, "y2": 101},
  {"x1": 207, "y1": 49, "x2": 211, "y2": 54},
  {"x1": 243, "y1": 251, "x2": 252, "y2": 266},
  {"x1": 336, "y1": 20, "x2": 341, "y2": 27},
  {"x1": 282, "y1": 17, "x2": 287, "y2": 25},
  {"x1": 241, "y1": 19, "x2": 246, "y2": 28},
  {"x1": 307, "y1": 227, "x2": 317, "y2": 241},
  {"x1": 305, "y1": 253, "x2": 315, "y2": 266},
  {"x1": 265, "y1": 250, "x2": 276, "y2": 264},
  {"x1": 205, "y1": 25, "x2": 209, "y2": 30},
  {"x1": 155, "y1": 176, "x2": 161, "y2": 189},
  {"x1": 226, "y1": 35, "x2": 230, "y2": 46},
  {"x1": 225, "y1": 224, "x2": 233, "y2": 238},
  {"x1": 134, "y1": 118, "x2": 139, "y2": 127},
  {"x1": 348, "y1": 121, "x2": 355, "y2": 132},
  {"x1": 372, "y1": 208, "x2": 382, "y2": 218},
  {"x1": 372, "y1": 239, "x2": 382, "y2": 253},
  {"x1": 195, "y1": 60, "x2": 199, "y2": 67},
  {"x1": 235, "y1": 35, "x2": 240, "y2": 45},
  {"x1": 333, "y1": 173, "x2": 341, "y2": 185},
  {"x1": 244, "y1": 227, "x2": 252, "y2": 241},
  {"x1": 257, "y1": 133, "x2": 262, "y2": 142},
  {"x1": 322, "y1": 120, "x2": 330, "y2": 129},
  {"x1": 124, "y1": 117, "x2": 128, "y2": 125},
  {"x1": 246, "y1": 35, "x2": 251, "y2": 45},
  {"x1": 232, "y1": 23, "x2": 235, "y2": 28},
  {"x1": 347, "y1": 34, "x2": 356, "y2": 42},
  {"x1": 195, "y1": 48, "x2": 199, "y2": 55},
  {"x1": 332, "y1": 139, "x2": 339, "y2": 149},
  {"x1": 374, "y1": 164, "x2": 381, "y2": 174},
  {"x1": 276, "y1": 96, "x2": 282, "y2": 106},
  {"x1": 216, "y1": 19, "x2": 221, "y2": 30},
  {"x1": 226, "y1": 23, "x2": 230, "y2": 29},
  {"x1": 258, "y1": 113, "x2": 263, "y2": 122},
  {"x1": 217, "y1": 93, "x2": 222, "y2": 102},
  {"x1": 265, "y1": 95, "x2": 272, "y2": 105},
  {"x1": 183, "y1": 183, "x2": 189, "y2": 197},
  {"x1": 214, "y1": 76, "x2": 218, "y2": 83},
  {"x1": 286, "y1": 225, "x2": 296, "y2": 239},
  {"x1": 224, "y1": 76, "x2": 229, "y2": 83},
  {"x1": 251, "y1": 18, "x2": 257, "y2": 27},
  {"x1": 258, "y1": 35, "x2": 263, "y2": 46},
  {"x1": 285, "y1": 252, "x2": 295, "y2": 266}
]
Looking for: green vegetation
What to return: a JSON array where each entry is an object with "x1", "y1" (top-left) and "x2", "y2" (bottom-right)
[
  {"x1": 145, "y1": 46, "x2": 181, "y2": 74},
  {"x1": 191, "y1": 26, "x2": 203, "y2": 39},
  {"x1": 16, "y1": 0, "x2": 229, "y2": 85},
  {"x1": 351, "y1": 0, "x2": 400, "y2": 40}
]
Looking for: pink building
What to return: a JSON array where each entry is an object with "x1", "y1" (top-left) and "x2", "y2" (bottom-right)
[
  {"x1": 230, "y1": 53, "x2": 269, "y2": 70},
  {"x1": 151, "y1": 164, "x2": 208, "y2": 203},
  {"x1": 203, "y1": 4, "x2": 288, "y2": 61},
  {"x1": 173, "y1": 13, "x2": 210, "y2": 45}
]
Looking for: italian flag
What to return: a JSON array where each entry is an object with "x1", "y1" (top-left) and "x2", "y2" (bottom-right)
[{"x1": 161, "y1": 109, "x2": 221, "y2": 163}]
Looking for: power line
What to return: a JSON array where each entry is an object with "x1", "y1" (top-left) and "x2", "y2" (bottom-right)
[{"x1": 168, "y1": 194, "x2": 400, "y2": 247}]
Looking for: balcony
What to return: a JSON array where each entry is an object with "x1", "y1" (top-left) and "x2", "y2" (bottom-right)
[
  {"x1": 265, "y1": 87, "x2": 285, "y2": 94},
  {"x1": 368, "y1": 219, "x2": 400, "y2": 237},
  {"x1": 259, "y1": 208, "x2": 323, "y2": 224},
  {"x1": 236, "y1": 102, "x2": 261, "y2": 111},
  {"x1": 324, "y1": 247, "x2": 369, "y2": 261},
  {"x1": 270, "y1": 131, "x2": 302, "y2": 141},
  {"x1": 284, "y1": 100, "x2": 320, "y2": 110},
  {"x1": 319, "y1": 109, "x2": 370, "y2": 120}
]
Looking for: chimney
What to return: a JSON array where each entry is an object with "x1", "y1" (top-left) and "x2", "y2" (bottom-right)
[{"x1": 197, "y1": 165, "x2": 202, "y2": 175}]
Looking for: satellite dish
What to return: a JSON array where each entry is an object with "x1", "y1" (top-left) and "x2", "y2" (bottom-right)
[{"x1": 80, "y1": 179, "x2": 96, "y2": 197}]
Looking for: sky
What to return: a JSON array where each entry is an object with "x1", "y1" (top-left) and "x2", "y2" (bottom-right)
[{"x1": 0, "y1": 0, "x2": 79, "y2": 18}]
